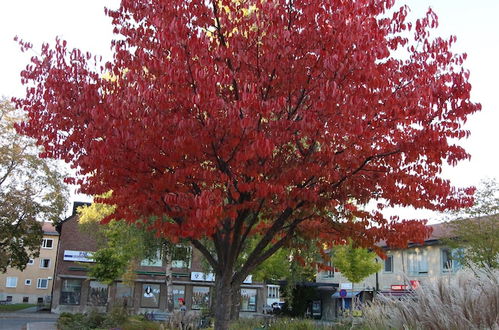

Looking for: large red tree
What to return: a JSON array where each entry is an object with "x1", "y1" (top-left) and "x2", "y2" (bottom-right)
[{"x1": 15, "y1": 0, "x2": 479, "y2": 328}]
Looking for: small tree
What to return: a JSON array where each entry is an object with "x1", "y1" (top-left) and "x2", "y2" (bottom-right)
[
  {"x1": 332, "y1": 240, "x2": 381, "y2": 310},
  {"x1": 445, "y1": 179, "x2": 499, "y2": 269}
]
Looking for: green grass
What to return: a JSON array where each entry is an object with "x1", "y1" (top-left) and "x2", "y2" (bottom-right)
[{"x1": 0, "y1": 303, "x2": 36, "y2": 312}]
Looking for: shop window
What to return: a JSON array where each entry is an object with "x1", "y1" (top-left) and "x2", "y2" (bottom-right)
[
  {"x1": 172, "y1": 245, "x2": 192, "y2": 268},
  {"x1": 40, "y1": 259, "x2": 51, "y2": 269},
  {"x1": 141, "y1": 284, "x2": 160, "y2": 308},
  {"x1": 172, "y1": 285, "x2": 186, "y2": 309},
  {"x1": 60, "y1": 279, "x2": 82, "y2": 305},
  {"x1": 6, "y1": 277, "x2": 17, "y2": 288},
  {"x1": 115, "y1": 282, "x2": 134, "y2": 307},
  {"x1": 241, "y1": 288, "x2": 257, "y2": 312},
  {"x1": 384, "y1": 255, "x2": 394, "y2": 273},
  {"x1": 37, "y1": 278, "x2": 49, "y2": 289},
  {"x1": 407, "y1": 250, "x2": 429, "y2": 276},
  {"x1": 88, "y1": 281, "x2": 108, "y2": 306},
  {"x1": 441, "y1": 248, "x2": 462, "y2": 273},
  {"x1": 192, "y1": 286, "x2": 210, "y2": 310},
  {"x1": 42, "y1": 238, "x2": 53, "y2": 249}
]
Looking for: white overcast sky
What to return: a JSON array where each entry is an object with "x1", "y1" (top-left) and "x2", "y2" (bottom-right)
[{"x1": 1, "y1": 1, "x2": 497, "y2": 221}]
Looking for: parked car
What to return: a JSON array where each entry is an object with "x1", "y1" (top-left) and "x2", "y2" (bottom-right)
[{"x1": 271, "y1": 302, "x2": 285, "y2": 314}]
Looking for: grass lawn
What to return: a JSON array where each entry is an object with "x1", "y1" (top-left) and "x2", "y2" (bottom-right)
[{"x1": 0, "y1": 303, "x2": 36, "y2": 312}]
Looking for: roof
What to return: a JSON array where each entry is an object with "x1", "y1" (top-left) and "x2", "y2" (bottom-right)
[
  {"x1": 41, "y1": 222, "x2": 59, "y2": 236},
  {"x1": 380, "y1": 214, "x2": 498, "y2": 249}
]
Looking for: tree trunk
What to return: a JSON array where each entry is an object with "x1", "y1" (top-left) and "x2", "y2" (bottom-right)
[
  {"x1": 230, "y1": 284, "x2": 241, "y2": 321},
  {"x1": 213, "y1": 275, "x2": 235, "y2": 330}
]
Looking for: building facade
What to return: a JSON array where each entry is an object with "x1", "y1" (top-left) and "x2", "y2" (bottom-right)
[
  {"x1": 0, "y1": 223, "x2": 59, "y2": 304},
  {"x1": 317, "y1": 223, "x2": 464, "y2": 319},
  {"x1": 51, "y1": 206, "x2": 265, "y2": 315}
]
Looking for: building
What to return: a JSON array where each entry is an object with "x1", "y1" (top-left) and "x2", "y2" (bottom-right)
[
  {"x1": 0, "y1": 222, "x2": 59, "y2": 305},
  {"x1": 51, "y1": 203, "x2": 265, "y2": 315},
  {"x1": 317, "y1": 222, "x2": 465, "y2": 319}
]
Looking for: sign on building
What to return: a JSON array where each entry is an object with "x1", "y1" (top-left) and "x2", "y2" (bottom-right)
[{"x1": 63, "y1": 250, "x2": 94, "y2": 262}]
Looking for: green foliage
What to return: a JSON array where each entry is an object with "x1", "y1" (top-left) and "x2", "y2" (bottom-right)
[
  {"x1": 229, "y1": 317, "x2": 334, "y2": 330},
  {"x1": 57, "y1": 308, "x2": 158, "y2": 330},
  {"x1": 445, "y1": 178, "x2": 499, "y2": 269},
  {"x1": 252, "y1": 247, "x2": 291, "y2": 282},
  {"x1": 0, "y1": 97, "x2": 68, "y2": 272},
  {"x1": 77, "y1": 201, "x2": 164, "y2": 283},
  {"x1": 332, "y1": 240, "x2": 381, "y2": 284}
]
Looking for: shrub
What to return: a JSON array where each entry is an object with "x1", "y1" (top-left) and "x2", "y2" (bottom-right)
[
  {"x1": 363, "y1": 269, "x2": 499, "y2": 329},
  {"x1": 228, "y1": 317, "x2": 333, "y2": 330}
]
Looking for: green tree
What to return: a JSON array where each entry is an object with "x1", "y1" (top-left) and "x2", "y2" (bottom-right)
[
  {"x1": 332, "y1": 240, "x2": 381, "y2": 285},
  {"x1": 445, "y1": 179, "x2": 499, "y2": 269},
  {"x1": 0, "y1": 98, "x2": 67, "y2": 272},
  {"x1": 332, "y1": 240, "x2": 381, "y2": 317},
  {"x1": 77, "y1": 199, "x2": 163, "y2": 283}
]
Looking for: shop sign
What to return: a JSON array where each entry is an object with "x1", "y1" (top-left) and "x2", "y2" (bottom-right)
[
  {"x1": 190, "y1": 272, "x2": 252, "y2": 283},
  {"x1": 340, "y1": 283, "x2": 353, "y2": 290},
  {"x1": 391, "y1": 284, "x2": 408, "y2": 291},
  {"x1": 63, "y1": 250, "x2": 94, "y2": 262},
  {"x1": 191, "y1": 272, "x2": 215, "y2": 281}
]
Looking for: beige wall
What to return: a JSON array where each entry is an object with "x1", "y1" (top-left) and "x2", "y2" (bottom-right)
[
  {"x1": 317, "y1": 244, "x2": 462, "y2": 291},
  {"x1": 0, "y1": 233, "x2": 59, "y2": 304}
]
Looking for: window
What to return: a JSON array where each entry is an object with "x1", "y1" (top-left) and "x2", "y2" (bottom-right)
[
  {"x1": 25, "y1": 279, "x2": 32, "y2": 286},
  {"x1": 384, "y1": 255, "x2": 394, "y2": 273},
  {"x1": 172, "y1": 285, "x2": 186, "y2": 309},
  {"x1": 42, "y1": 238, "x2": 53, "y2": 249},
  {"x1": 322, "y1": 261, "x2": 335, "y2": 278},
  {"x1": 115, "y1": 283, "x2": 134, "y2": 307},
  {"x1": 60, "y1": 279, "x2": 82, "y2": 305},
  {"x1": 241, "y1": 289, "x2": 257, "y2": 312},
  {"x1": 407, "y1": 250, "x2": 429, "y2": 276},
  {"x1": 40, "y1": 259, "x2": 51, "y2": 269},
  {"x1": 6, "y1": 277, "x2": 17, "y2": 288},
  {"x1": 88, "y1": 281, "x2": 108, "y2": 306},
  {"x1": 267, "y1": 285, "x2": 280, "y2": 299},
  {"x1": 172, "y1": 245, "x2": 192, "y2": 268},
  {"x1": 441, "y1": 248, "x2": 462, "y2": 273},
  {"x1": 141, "y1": 284, "x2": 161, "y2": 308},
  {"x1": 27, "y1": 259, "x2": 34, "y2": 265},
  {"x1": 37, "y1": 278, "x2": 49, "y2": 289},
  {"x1": 192, "y1": 286, "x2": 210, "y2": 310},
  {"x1": 23, "y1": 297, "x2": 29, "y2": 303},
  {"x1": 140, "y1": 250, "x2": 162, "y2": 267}
]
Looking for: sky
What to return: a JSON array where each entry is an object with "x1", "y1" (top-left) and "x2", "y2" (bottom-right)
[{"x1": 0, "y1": 0, "x2": 497, "y2": 221}]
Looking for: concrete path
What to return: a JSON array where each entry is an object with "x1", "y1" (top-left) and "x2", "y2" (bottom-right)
[
  {"x1": 0, "y1": 307, "x2": 57, "y2": 330},
  {"x1": 26, "y1": 321, "x2": 57, "y2": 330}
]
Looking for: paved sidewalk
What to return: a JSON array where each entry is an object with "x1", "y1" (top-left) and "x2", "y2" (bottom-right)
[{"x1": 26, "y1": 321, "x2": 57, "y2": 330}]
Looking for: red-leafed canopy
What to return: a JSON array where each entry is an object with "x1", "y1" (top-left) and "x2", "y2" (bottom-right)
[{"x1": 15, "y1": 0, "x2": 479, "y2": 327}]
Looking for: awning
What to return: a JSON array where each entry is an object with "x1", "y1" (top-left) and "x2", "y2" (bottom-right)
[{"x1": 332, "y1": 291, "x2": 361, "y2": 298}]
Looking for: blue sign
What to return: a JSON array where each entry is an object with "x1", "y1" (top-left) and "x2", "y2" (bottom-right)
[{"x1": 339, "y1": 289, "x2": 347, "y2": 298}]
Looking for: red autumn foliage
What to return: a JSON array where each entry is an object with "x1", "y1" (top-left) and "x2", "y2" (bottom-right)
[{"x1": 14, "y1": 0, "x2": 480, "y2": 326}]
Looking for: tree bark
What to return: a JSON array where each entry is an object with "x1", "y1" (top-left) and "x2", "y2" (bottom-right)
[
  {"x1": 213, "y1": 274, "x2": 235, "y2": 330},
  {"x1": 230, "y1": 284, "x2": 241, "y2": 321}
]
